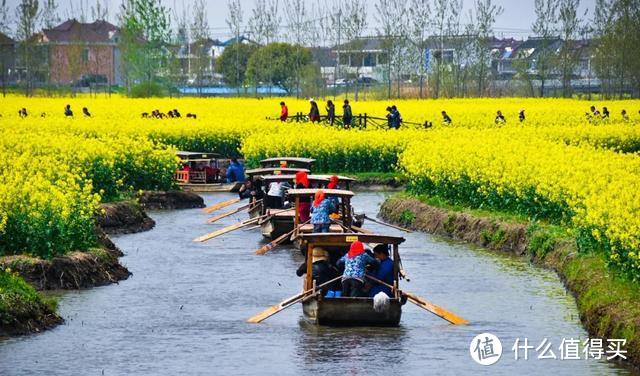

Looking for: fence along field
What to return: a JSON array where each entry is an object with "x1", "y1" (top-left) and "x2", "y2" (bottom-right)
[{"x1": 0, "y1": 96, "x2": 639, "y2": 278}]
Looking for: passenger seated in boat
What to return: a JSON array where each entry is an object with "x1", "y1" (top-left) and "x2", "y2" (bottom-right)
[
  {"x1": 367, "y1": 244, "x2": 394, "y2": 297},
  {"x1": 239, "y1": 180, "x2": 265, "y2": 204},
  {"x1": 265, "y1": 179, "x2": 287, "y2": 209},
  {"x1": 326, "y1": 176, "x2": 340, "y2": 212},
  {"x1": 311, "y1": 190, "x2": 335, "y2": 233},
  {"x1": 295, "y1": 171, "x2": 311, "y2": 222},
  {"x1": 296, "y1": 247, "x2": 339, "y2": 296},
  {"x1": 338, "y1": 241, "x2": 379, "y2": 297},
  {"x1": 225, "y1": 158, "x2": 246, "y2": 183},
  {"x1": 204, "y1": 164, "x2": 220, "y2": 183}
]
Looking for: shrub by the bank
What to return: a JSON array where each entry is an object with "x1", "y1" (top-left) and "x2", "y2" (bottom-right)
[{"x1": 0, "y1": 268, "x2": 59, "y2": 333}]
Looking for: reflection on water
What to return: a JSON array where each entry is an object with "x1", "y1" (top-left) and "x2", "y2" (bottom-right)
[
  {"x1": 0, "y1": 192, "x2": 633, "y2": 375},
  {"x1": 296, "y1": 321, "x2": 409, "y2": 374}
]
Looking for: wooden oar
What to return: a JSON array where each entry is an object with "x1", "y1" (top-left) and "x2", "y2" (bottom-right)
[
  {"x1": 193, "y1": 216, "x2": 261, "y2": 243},
  {"x1": 247, "y1": 276, "x2": 342, "y2": 324},
  {"x1": 255, "y1": 220, "x2": 310, "y2": 255},
  {"x1": 364, "y1": 215, "x2": 413, "y2": 233},
  {"x1": 194, "y1": 208, "x2": 291, "y2": 243},
  {"x1": 202, "y1": 197, "x2": 241, "y2": 214},
  {"x1": 207, "y1": 203, "x2": 251, "y2": 224},
  {"x1": 365, "y1": 275, "x2": 468, "y2": 325}
]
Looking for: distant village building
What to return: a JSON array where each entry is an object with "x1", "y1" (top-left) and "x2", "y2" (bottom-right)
[
  {"x1": 35, "y1": 19, "x2": 123, "y2": 86},
  {"x1": 0, "y1": 32, "x2": 15, "y2": 86},
  {"x1": 174, "y1": 35, "x2": 255, "y2": 85}
]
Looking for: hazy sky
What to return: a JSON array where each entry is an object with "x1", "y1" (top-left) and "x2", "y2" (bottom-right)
[{"x1": 4, "y1": 0, "x2": 596, "y2": 39}]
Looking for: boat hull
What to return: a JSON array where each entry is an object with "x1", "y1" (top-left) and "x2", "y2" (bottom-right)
[
  {"x1": 302, "y1": 295, "x2": 402, "y2": 327},
  {"x1": 260, "y1": 217, "x2": 294, "y2": 239},
  {"x1": 178, "y1": 182, "x2": 241, "y2": 193}
]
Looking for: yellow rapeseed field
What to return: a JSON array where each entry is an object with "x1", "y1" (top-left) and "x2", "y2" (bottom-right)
[{"x1": 0, "y1": 95, "x2": 639, "y2": 277}]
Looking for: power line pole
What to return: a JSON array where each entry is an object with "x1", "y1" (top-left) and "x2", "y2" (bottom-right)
[{"x1": 334, "y1": 9, "x2": 341, "y2": 99}]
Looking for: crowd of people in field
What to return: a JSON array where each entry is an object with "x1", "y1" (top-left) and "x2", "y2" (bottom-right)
[{"x1": 277, "y1": 100, "x2": 639, "y2": 129}]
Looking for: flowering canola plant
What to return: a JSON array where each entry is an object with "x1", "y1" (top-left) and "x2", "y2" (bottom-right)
[{"x1": 0, "y1": 96, "x2": 639, "y2": 275}]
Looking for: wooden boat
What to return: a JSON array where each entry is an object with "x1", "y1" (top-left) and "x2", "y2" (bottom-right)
[
  {"x1": 300, "y1": 233, "x2": 406, "y2": 327},
  {"x1": 245, "y1": 167, "x2": 310, "y2": 180},
  {"x1": 259, "y1": 157, "x2": 315, "y2": 169},
  {"x1": 175, "y1": 151, "x2": 242, "y2": 192}
]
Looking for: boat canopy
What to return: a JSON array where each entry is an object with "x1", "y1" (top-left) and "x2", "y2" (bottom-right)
[
  {"x1": 259, "y1": 174, "x2": 329, "y2": 184},
  {"x1": 246, "y1": 167, "x2": 310, "y2": 177},
  {"x1": 259, "y1": 157, "x2": 316, "y2": 168},
  {"x1": 301, "y1": 233, "x2": 406, "y2": 247},
  {"x1": 176, "y1": 151, "x2": 222, "y2": 162},
  {"x1": 287, "y1": 188, "x2": 354, "y2": 199}
]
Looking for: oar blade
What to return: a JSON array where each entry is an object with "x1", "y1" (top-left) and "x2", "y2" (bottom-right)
[
  {"x1": 202, "y1": 198, "x2": 241, "y2": 214},
  {"x1": 193, "y1": 222, "x2": 245, "y2": 242},
  {"x1": 406, "y1": 293, "x2": 469, "y2": 325},
  {"x1": 255, "y1": 232, "x2": 290, "y2": 255},
  {"x1": 206, "y1": 203, "x2": 250, "y2": 224},
  {"x1": 247, "y1": 304, "x2": 281, "y2": 324}
]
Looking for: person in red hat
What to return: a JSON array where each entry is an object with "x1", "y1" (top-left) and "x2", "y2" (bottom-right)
[
  {"x1": 295, "y1": 171, "x2": 311, "y2": 222},
  {"x1": 337, "y1": 241, "x2": 378, "y2": 297}
]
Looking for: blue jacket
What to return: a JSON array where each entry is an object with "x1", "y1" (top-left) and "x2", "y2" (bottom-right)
[
  {"x1": 226, "y1": 162, "x2": 246, "y2": 183},
  {"x1": 369, "y1": 258, "x2": 394, "y2": 297},
  {"x1": 311, "y1": 198, "x2": 335, "y2": 225},
  {"x1": 338, "y1": 252, "x2": 377, "y2": 282}
]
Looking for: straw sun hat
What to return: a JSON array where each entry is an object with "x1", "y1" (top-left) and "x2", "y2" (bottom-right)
[{"x1": 312, "y1": 247, "x2": 329, "y2": 263}]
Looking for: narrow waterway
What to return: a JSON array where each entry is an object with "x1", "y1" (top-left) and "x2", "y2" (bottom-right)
[{"x1": 0, "y1": 192, "x2": 633, "y2": 375}]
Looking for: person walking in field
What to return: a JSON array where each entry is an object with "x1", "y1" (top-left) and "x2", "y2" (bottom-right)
[
  {"x1": 83, "y1": 107, "x2": 91, "y2": 117},
  {"x1": 280, "y1": 102, "x2": 288, "y2": 122},
  {"x1": 602, "y1": 107, "x2": 610, "y2": 119},
  {"x1": 622, "y1": 109, "x2": 629, "y2": 121},
  {"x1": 495, "y1": 110, "x2": 506, "y2": 124},
  {"x1": 519, "y1": 110, "x2": 525, "y2": 122},
  {"x1": 309, "y1": 100, "x2": 321, "y2": 123},
  {"x1": 441, "y1": 111, "x2": 452, "y2": 125},
  {"x1": 64, "y1": 104, "x2": 73, "y2": 117},
  {"x1": 326, "y1": 100, "x2": 336, "y2": 126},
  {"x1": 342, "y1": 99, "x2": 353, "y2": 129}
]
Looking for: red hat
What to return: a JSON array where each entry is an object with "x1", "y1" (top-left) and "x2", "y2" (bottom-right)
[
  {"x1": 347, "y1": 241, "x2": 365, "y2": 259},
  {"x1": 313, "y1": 190, "x2": 325, "y2": 207},
  {"x1": 328, "y1": 175, "x2": 339, "y2": 190},
  {"x1": 296, "y1": 171, "x2": 310, "y2": 188}
]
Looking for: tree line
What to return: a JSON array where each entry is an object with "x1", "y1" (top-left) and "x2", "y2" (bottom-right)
[{"x1": 1, "y1": 0, "x2": 639, "y2": 98}]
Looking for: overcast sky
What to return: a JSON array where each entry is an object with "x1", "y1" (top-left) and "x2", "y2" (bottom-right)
[{"x1": 4, "y1": 0, "x2": 596, "y2": 39}]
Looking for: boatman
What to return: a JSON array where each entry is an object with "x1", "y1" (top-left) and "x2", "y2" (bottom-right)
[
  {"x1": 368, "y1": 244, "x2": 394, "y2": 297},
  {"x1": 225, "y1": 158, "x2": 246, "y2": 183}
]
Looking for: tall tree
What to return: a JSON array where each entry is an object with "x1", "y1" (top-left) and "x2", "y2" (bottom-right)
[
  {"x1": 408, "y1": 0, "x2": 431, "y2": 98},
  {"x1": 531, "y1": 0, "x2": 558, "y2": 97},
  {"x1": 556, "y1": 0, "x2": 582, "y2": 97},
  {"x1": 191, "y1": 0, "x2": 210, "y2": 95},
  {"x1": 431, "y1": 0, "x2": 458, "y2": 98},
  {"x1": 473, "y1": 0, "x2": 503, "y2": 96},
  {"x1": 375, "y1": 0, "x2": 409, "y2": 99},
  {"x1": 248, "y1": 0, "x2": 280, "y2": 45},
  {"x1": 226, "y1": 0, "x2": 243, "y2": 94},
  {"x1": 15, "y1": 0, "x2": 41, "y2": 96},
  {"x1": 283, "y1": 0, "x2": 307, "y2": 98},
  {"x1": 342, "y1": 0, "x2": 367, "y2": 100},
  {"x1": 119, "y1": 0, "x2": 172, "y2": 96},
  {"x1": 0, "y1": 0, "x2": 10, "y2": 35},
  {"x1": 246, "y1": 42, "x2": 312, "y2": 94},
  {"x1": 217, "y1": 42, "x2": 257, "y2": 87},
  {"x1": 91, "y1": 0, "x2": 109, "y2": 21},
  {"x1": 41, "y1": 0, "x2": 59, "y2": 29}
]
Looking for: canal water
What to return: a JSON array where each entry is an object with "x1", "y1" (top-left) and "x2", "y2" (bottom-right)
[{"x1": 0, "y1": 192, "x2": 633, "y2": 375}]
